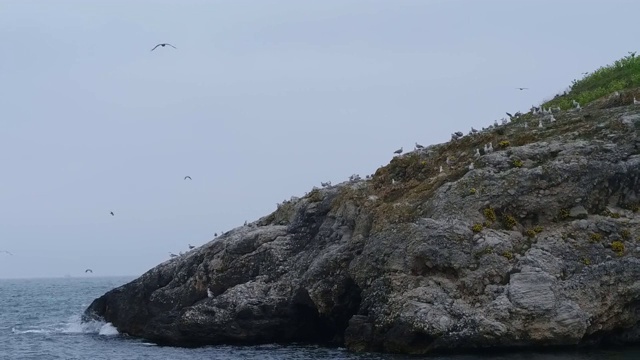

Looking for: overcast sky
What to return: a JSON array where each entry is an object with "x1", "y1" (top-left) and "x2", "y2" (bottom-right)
[{"x1": 0, "y1": 0, "x2": 637, "y2": 278}]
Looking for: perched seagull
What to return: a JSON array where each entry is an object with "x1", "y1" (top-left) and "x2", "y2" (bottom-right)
[
  {"x1": 549, "y1": 114, "x2": 556, "y2": 122},
  {"x1": 214, "y1": 232, "x2": 218, "y2": 237},
  {"x1": 110, "y1": 211, "x2": 114, "y2": 216},
  {"x1": 0, "y1": 250, "x2": 12, "y2": 255},
  {"x1": 487, "y1": 143, "x2": 494, "y2": 153},
  {"x1": 151, "y1": 43, "x2": 177, "y2": 51},
  {"x1": 188, "y1": 244, "x2": 195, "y2": 249},
  {"x1": 170, "y1": 253, "x2": 178, "y2": 258},
  {"x1": 85, "y1": 269, "x2": 93, "y2": 273},
  {"x1": 184, "y1": 176, "x2": 192, "y2": 180},
  {"x1": 468, "y1": 162, "x2": 474, "y2": 170},
  {"x1": 538, "y1": 119, "x2": 544, "y2": 128},
  {"x1": 207, "y1": 288, "x2": 214, "y2": 298},
  {"x1": 391, "y1": 178, "x2": 397, "y2": 185},
  {"x1": 439, "y1": 165, "x2": 443, "y2": 173},
  {"x1": 634, "y1": 96, "x2": 640, "y2": 105},
  {"x1": 524, "y1": 122, "x2": 528, "y2": 129},
  {"x1": 475, "y1": 148, "x2": 481, "y2": 157},
  {"x1": 516, "y1": 87, "x2": 529, "y2": 90},
  {"x1": 394, "y1": 147, "x2": 403, "y2": 155},
  {"x1": 415, "y1": 142, "x2": 424, "y2": 150}
]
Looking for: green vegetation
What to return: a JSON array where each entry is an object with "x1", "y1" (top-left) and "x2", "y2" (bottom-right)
[
  {"x1": 582, "y1": 257, "x2": 591, "y2": 265},
  {"x1": 472, "y1": 223, "x2": 483, "y2": 233},
  {"x1": 512, "y1": 159, "x2": 523, "y2": 168},
  {"x1": 558, "y1": 208, "x2": 571, "y2": 220},
  {"x1": 502, "y1": 251, "x2": 513, "y2": 260},
  {"x1": 542, "y1": 52, "x2": 640, "y2": 109},
  {"x1": 611, "y1": 240, "x2": 625, "y2": 254},
  {"x1": 469, "y1": 187, "x2": 477, "y2": 195},
  {"x1": 621, "y1": 229, "x2": 631, "y2": 240},
  {"x1": 498, "y1": 140, "x2": 510, "y2": 149},
  {"x1": 590, "y1": 233, "x2": 603, "y2": 242},
  {"x1": 484, "y1": 207, "x2": 497, "y2": 224},
  {"x1": 524, "y1": 225, "x2": 544, "y2": 238},
  {"x1": 502, "y1": 214, "x2": 517, "y2": 230}
]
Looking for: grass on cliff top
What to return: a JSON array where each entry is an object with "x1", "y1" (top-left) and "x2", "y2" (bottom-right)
[{"x1": 542, "y1": 52, "x2": 640, "y2": 110}]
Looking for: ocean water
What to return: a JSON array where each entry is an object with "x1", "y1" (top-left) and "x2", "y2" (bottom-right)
[{"x1": 1, "y1": 276, "x2": 640, "y2": 360}]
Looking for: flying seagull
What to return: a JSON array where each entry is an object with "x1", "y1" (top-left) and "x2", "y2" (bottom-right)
[
  {"x1": 184, "y1": 176, "x2": 192, "y2": 180},
  {"x1": 0, "y1": 250, "x2": 12, "y2": 255},
  {"x1": 110, "y1": 211, "x2": 114, "y2": 216},
  {"x1": 151, "y1": 43, "x2": 177, "y2": 51},
  {"x1": 85, "y1": 269, "x2": 93, "y2": 273},
  {"x1": 516, "y1": 87, "x2": 529, "y2": 90}
]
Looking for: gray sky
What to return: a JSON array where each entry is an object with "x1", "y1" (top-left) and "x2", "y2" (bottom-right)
[{"x1": 0, "y1": 0, "x2": 637, "y2": 278}]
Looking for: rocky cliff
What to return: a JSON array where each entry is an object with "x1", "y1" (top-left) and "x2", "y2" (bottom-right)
[{"x1": 84, "y1": 92, "x2": 640, "y2": 355}]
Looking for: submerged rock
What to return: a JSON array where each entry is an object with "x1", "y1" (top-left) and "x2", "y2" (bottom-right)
[{"x1": 85, "y1": 103, "x2": 640, "y2": 354}]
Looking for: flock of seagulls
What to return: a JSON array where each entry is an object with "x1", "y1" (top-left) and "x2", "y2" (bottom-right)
[{"x1": 381, "y1": 85, "x2": 611, "y2": 179}]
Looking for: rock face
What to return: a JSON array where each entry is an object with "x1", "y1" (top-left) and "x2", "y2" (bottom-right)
[{"x1": 85, "y1": 102, "x2": 640, "y2": 354}]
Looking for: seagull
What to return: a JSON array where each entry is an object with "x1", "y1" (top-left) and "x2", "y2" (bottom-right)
[
  {"x1": 439, "y1": 165, "x2": 443, "y2": 173},
  {"x1": 415, "y1": 142, "x2": 424, "y2": 150},
  {"x1": 214, "y1": 232, "x2": 218, "y2": 237},
  {"x1": 151, "y1": 43, "x2": 177, "y2": 51},
  {"x1": 188, "y1": 244, "x2": 195, "y2": 249},
  {"x1": 516, "y1": 87, "x2": 529, "y2": 90},
  {"x1": 634, "y1": 96, "x2": 640, "y2": 105},
  {"x1": 184, "y1": 176, "x2": 192, "y2": 180},
  {"x1": 0, "y1": 250, "x2": 12, "y2": 255},
  {"x1": 549, "y1": 114, "x2": 556, "y2": 122},
  {"x1": 207, "y1": 288, "x2": 214, "y2": 298},
  {"x1": 475, "y1": 148, "x2": 481, "y2": 157},
  {"x1": 538, "y1": 120, "x2": 543, "y2": 128},
  {"x1": 110, "y1": 211, "x2": 114, "y2": 216},
  {"x1": 394, "y1": 147, "x2": 403, "y2": 155},
  {"x1": 85, "y1": 269, "x2": 93, "y2": 273},
  {"x1": 169, "y1": 253, "x2": 178, "y2": 258},
  {"x1": 468, "y1": 162, "x2": 474, "y2": 170},
  {"x1": 506, "y1": 112, "x2": 513, "y2": 118}
]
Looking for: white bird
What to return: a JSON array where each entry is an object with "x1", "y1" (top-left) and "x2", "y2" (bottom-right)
[
  {"x1": 488, "y1": 143, "x2": 493, "y2": 153},
  {"x1": 446, "y1": 156, "x2": 454, "y2": 166},
  {"x1": 468, "y1": 162, "x2": 474, "y2": 170},
  {"x1": 392, "y1": 178, "x2": 397, "y2": 185},
  {"x1": 634, "y1": 96, "x2": 640, "y2": 105},
  {"x1": 207, "y1": 288, "x2": 214, "y2": 298},
  {"x1": 494, "y1": 119, "x2": 499, "y2": 127},
  {"x1": 501, "y1": 118, "x2": 508, "y2": 125},
  {"x1": 475, "y1": 148, "x2": 481, "y2": 157},
  {"x1": 439, "y1": 165, "x2": 443, "y2": 173},
  {"x1": 524, "y1": 122, "x2": 528, "y2": 129},
  {"x1": 549, "y1": 114, "x2": 556, "y2": 122},
  {"x1": 415, "y1": 142, "x2": 424, "y2": 149},
  {"x1": 394, "y1": 147, "x2": 403, "y2": 155},
  {"x1": 538, "y1": 120, "x2": 543, "y2": 128}
]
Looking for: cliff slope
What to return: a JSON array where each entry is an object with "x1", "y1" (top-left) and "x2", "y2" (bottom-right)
[{"x1": 84, "y1": 92, "x2": 640, "y2": 354}]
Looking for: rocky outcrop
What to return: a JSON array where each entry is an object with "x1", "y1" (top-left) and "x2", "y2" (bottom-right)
[{"x1": 85, "y1": 101, "x2": 640, "y2": 354}]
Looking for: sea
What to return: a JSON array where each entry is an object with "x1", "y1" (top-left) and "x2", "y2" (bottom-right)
[{"x1": 1, "y1": 276, "x2": 640, "y2": 360}]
